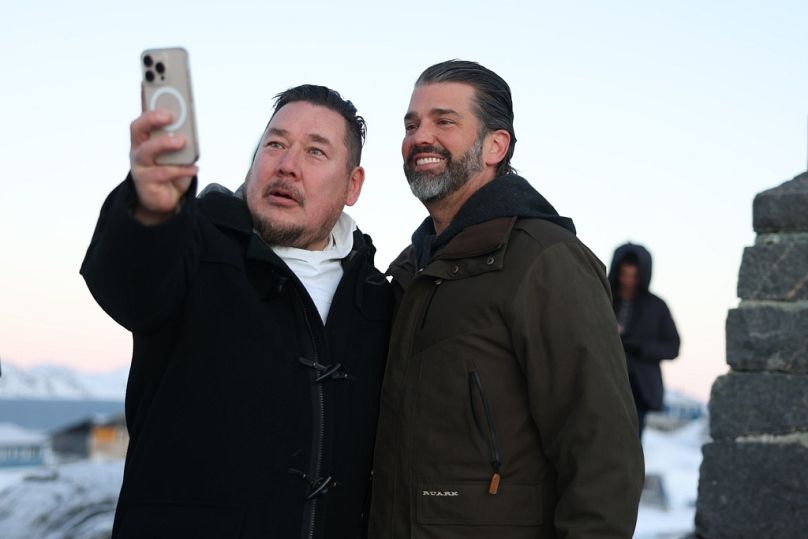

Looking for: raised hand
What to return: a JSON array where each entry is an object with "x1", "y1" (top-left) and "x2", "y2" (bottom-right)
[{"x1": 129, "y1": 110, "x2": 198, "y2": 225}]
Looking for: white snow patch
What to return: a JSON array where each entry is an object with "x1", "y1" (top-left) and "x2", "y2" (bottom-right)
[
  {"x1": 634, "y1": 418, "x2": 708, "y2": 538},
  {"x1": 0, "y1": 418, "x2": 709, "y2": 538},
  {"x1": 0, "y1": 459, "x2": 124, "y2": 539}
]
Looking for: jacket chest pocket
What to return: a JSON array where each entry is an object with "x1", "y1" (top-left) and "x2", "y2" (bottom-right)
[{"x1": 416, "y1": 481, "x2": 543, "y2": 526}]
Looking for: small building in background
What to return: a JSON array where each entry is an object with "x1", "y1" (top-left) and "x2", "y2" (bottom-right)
[
  {"x1": 51, "y1": 414, "x2": 128, "y2": 461},
  {"x1": 0, "y1": 422, "x2": 49, "y2": 468}
]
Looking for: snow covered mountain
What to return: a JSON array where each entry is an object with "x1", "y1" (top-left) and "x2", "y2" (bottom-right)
[{"x1": 0, "y1": 361, "x2": 127, "y2": 401}]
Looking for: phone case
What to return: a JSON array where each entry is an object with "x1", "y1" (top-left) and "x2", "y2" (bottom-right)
[{"x1": 141, "y1": 47, "x2": 199, "y2": 165}]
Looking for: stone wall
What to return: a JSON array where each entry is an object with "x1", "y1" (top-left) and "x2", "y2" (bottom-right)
[{"x1": 694, "y1": 172, "x2": 808, "y2": 538}]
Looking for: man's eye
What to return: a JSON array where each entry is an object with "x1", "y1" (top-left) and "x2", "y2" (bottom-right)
[
  {"x1": 309, "y1": 147, "x2": 325, "y2": 157},
  {"x1": 437, "y1": 118, "x2": 454, "y2": 126},
  {"x1": 265, "y1": 141, "x2": 284, "y2": 149},
  {"x1": 404, "y1": 124, "x2": 416, "y2": 132}
]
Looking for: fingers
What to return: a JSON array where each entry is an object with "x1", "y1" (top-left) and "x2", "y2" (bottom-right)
[
  {"x1": 173, "y1": 175, "x2": 193, "y2": 195},
  {"x1": 133, "y1": 174, "x2": 194, "y2": 225},
  {"x1": 128, "y1": 108, "x2": 198, "y2": 220},
  {"x1": 131, "y1": 131, "x2": 197, "y2": 215},
  {"x1": 136, "y1": 164, "x2": 198, "y2": 183},
  {"x1": 131, "y1": 159, "x2": 197, "y2": 196},
  {"x1": 132, "y1": 167, "x2": 197, "y2": 218},
  {"x1": 134, "y1": 171, "x2": 196, "y2": 203},
  {"x1": 130, "y1": 109, "x2": 174, "y2": 147},
  {"x1": 132, "y1": 131, "x2": 187, "y2": 167}
]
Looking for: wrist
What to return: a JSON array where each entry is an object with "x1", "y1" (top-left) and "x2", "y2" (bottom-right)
[{"x1": 133, "y1": 202, "x2": 179, "y2": 226}]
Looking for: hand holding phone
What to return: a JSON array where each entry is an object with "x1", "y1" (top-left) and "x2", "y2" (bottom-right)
[
  {"x1": 129, "y1": 48, "x2": 199, "y2": 225},
  {"x1": 140, "y1": 48, "x2": 199, "y2": 165}
]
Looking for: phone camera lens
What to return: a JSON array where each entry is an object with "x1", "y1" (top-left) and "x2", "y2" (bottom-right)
[
  {"x1": 143, "y1": 55, "x2": 153, "y2": 67},
  {"x1": 145, "y1": 70, "x2": 155, "y2": 82},
  {"x1": 155, "y1": 62, "x2": 165, "y2": 74}
]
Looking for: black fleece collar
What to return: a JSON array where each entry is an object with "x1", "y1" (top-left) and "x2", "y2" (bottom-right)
[
  {"x1": 196, "y1": 183, "x2": 374, "y2": 268},
  {"x1": 197, "y1": 184, "x2": 254, "y2": 235},
  {"x1": 411, "y1": 174, "x2": 575, "y2": 268}
]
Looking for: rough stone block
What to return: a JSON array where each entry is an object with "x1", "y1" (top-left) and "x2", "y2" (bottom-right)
[
  {"x1": 696, "y1": 440, "x2": 808, "y2": 539},
  {"x1": 754, "y1": 171, "x2": 808, "y2": 233},
  {"x1": 737, "y1": 243, "x2": 808, "y2": 301},
  {"x1": 709, "y1": 372, "x2": 808, "y2": 440},
  {"x1": 726, "y1": 302, "x2": 808, "y2": 372}
]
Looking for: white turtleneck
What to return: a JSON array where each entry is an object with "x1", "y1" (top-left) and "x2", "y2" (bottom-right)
[{"x1": 271, "y1": 212, "x2": 357, "y2": 324}]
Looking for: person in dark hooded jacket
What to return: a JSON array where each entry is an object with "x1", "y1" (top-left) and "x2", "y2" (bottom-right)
[
  {"x1": 368, "y1": 60, "x2": 644, "y2": 539},
  {"x1": 608, "y1": 243, "x2": 680, "y2": 437}
]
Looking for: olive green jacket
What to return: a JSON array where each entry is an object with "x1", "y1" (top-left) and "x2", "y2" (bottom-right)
[{"x1": 368, "y1": 216, "x2": 644, "y2": 539}]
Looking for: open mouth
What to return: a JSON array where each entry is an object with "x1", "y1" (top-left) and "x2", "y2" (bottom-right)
[
  {"x1": 269, "y1": 189, "x2": 295, "y2": 201},
  {"x1": 415, "y1": 156, "x2": 445, "y2": 166},
  {"x1": 408, "y1": 145, "x2": 450, "y2": 170},
  {"x1": 263, "y1": 182, "x2": 303, "y2": 206}
]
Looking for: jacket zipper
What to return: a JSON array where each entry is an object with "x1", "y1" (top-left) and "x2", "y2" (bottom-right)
[
  {"x1": 297, "y1": 246, "x2": 368, "y2": 539},
  {"x1": 294, "y1": 288, "x2": 326, "y2": 539},
  {"x1": 420, "y1": 278, "x2": 442, "y2": 330},
  {"x1": 468, "y1": 371, "x2": 502, "y2": 495},
  {"x1": 309, "y1": 386, "x2": 324, "y2": 539}
]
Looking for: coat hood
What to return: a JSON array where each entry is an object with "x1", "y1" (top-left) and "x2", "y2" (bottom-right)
[
  {"x1": 411, "y1": 174, "x2": 575, "y2": 267},
  {"x1": 608, "y1": 242, "x2": 653, "y2": 295}
]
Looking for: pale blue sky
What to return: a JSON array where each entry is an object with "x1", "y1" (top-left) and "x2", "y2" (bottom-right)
[{"x1": 1, "y1": 1, "x2": 806, "y2": 400}]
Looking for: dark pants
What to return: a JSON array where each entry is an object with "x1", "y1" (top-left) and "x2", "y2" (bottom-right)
[{"x1": 630, "y1": 381, "x2": 649, "y2": 439}]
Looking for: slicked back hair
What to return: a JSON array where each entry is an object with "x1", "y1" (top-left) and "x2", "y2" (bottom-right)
[
  {"x1": 269, "y1": 84, "x2": 366, "y2": 170},
  {"x1": 416, "y1": 60, "x2": 516, "y2": 177}
]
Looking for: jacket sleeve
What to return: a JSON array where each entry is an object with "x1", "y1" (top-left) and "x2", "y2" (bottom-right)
[
  {"x1": 80, "y1": 174, "x2": 200, "y2": 333},
  {"x1": 636, "y1": 300, "x2": 680, "y2": 362},
  {"x1": 508, "y1": 241, "x2": 645, "y2": 539}
]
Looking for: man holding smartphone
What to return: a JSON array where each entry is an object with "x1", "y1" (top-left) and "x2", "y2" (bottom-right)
[{"x1": 82, "y1": 85, "x2": 392, "y2": 538}]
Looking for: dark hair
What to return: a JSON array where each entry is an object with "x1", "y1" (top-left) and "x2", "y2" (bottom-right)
[
  {"x1": 620, "y1": 253, "x2": 640, "y2": 267},
  {"x1": 416, "y1": 60, "x2": 516, "y2": 177},
  {"x1": 270, "y1": 84, "x2": 366, "y2": 169}
]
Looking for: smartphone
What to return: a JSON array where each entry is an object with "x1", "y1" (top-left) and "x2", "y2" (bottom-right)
[{"x1": 140, "y1": 47, "x2": 199, "y2": 165}]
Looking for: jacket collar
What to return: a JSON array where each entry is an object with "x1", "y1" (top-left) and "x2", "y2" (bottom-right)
[
  {"x1": 198, "y1": 186, "x2": 372, "y2": 273},
  {"x1": 388, "y1": 217, "x2": 515, "y2": 288},
  {"x1": 433, "y1": 217, "x2": 515, "y2": 260},
  {"x1": 409, "y1": 174, "x2": 575, "y2": 268},
  {"x1": 197, "y1": 187, "x2": 254, "y2": 235}
]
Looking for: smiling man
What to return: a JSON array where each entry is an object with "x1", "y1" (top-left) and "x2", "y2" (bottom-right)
[
  {"x1": 82, "y1": 85, "x2": 392, "y2": 538},
  {"x1": 368, "y1": 61, "x2": 644, "y2": 539}
]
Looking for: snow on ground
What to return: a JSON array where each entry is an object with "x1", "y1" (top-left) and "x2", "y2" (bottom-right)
[
  {"x1": 0, "y1": 419, "x2": 707, "y2": 539},
  {"x1": 0, "y1": 459, "x2": 124, "y2": 539},
  {"x1": 635, "y1": 418, "x2": 708, "y2": 539},
  {"x1": 0, "y1": 466, "x2": 33, "y2": 493}
]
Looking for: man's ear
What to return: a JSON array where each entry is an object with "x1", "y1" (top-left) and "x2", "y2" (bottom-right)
[
  {"x1": 484, "y1": 129, "x2": 511, "y2": 170},
  {"x1": 345, "y1": 166, "x2": 365, "y2": 207}
]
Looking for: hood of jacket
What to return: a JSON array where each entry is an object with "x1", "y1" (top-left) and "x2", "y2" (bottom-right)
[
  {"x1": 410, "y1": 174, "x2": 575, "y2": 268},
  {"x1": 608, "y1": 242, "x2": 653, "y2": 295}
]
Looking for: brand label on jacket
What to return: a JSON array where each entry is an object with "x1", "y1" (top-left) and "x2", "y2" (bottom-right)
[{"x1": 422, "y1": 490, "x2": 459, "y2": 497}]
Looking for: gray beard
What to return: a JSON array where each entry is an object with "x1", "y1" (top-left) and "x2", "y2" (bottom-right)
[{"x1": 404, "y1": 137, "x2": 483, "y2": 204}]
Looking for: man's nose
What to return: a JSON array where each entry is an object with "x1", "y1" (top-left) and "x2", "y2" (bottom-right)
[
  {"x1": 410, "y1": 122, "x2": 436, "y2": 146},
  {"x1": 275, "y1": 145, "x2": 302, "y2": 178}
]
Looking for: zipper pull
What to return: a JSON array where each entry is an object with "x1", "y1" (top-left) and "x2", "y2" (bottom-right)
[{"x1": 488, "y1": 472, "x2": 501, "y2": 495}]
